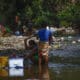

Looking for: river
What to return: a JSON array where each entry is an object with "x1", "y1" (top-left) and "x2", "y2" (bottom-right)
[{"x1": 0, "y1": 36, "x2": 80, "y2": 80}]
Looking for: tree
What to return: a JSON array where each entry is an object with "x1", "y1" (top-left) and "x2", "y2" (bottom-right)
[{"x1": 57, "y1": 4, "x2": 80, "y2": 30}]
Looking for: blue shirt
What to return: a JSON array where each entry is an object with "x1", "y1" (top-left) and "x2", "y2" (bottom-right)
[{"x1": 37, "y1": 28, "x2": 52, "y2": 42}]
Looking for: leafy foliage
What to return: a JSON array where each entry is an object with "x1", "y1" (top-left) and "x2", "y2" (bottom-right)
[
  {"x1": 57, "y1": 4, "x2": 80, "y2": 28},
  {"x1": 0, "y1": 0, "x2": 80, "y2": 31}
]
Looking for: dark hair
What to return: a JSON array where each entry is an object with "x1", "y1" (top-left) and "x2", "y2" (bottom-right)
[
  {"x1": 29, "y1": 40, "x2": 36, "y2": 46},
  {"x1": 41, "y1": 21, "x2": 48, "y2": 28}
]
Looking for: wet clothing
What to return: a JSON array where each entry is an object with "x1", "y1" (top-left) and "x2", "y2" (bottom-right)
[
  {"x1": 37, "y1": 28, "x2": 52, "y2": 57},
  {"x1": 37, "y1": 28, "x2": 52, "y2": 42},
  {"x1": 38, "y1": 41, "x2": 49, "y2": 58}
]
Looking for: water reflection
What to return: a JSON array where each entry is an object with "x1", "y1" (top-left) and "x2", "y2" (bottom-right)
[
  {"x1": 24, "y1": 66, "x2": 38, "y2": 79},
  {"x1": 0, "y1": 64, "x2": 80, "y2": 80},
  {"x1": 24, "y1": 64, "x2": 50, "y2": 80},
  {"x1": 0, "y1": 69, "x2": 8, "y2": 77},
  {"x1": 0, "y1": 57, "x2": 80, "y2": 80},
  {"x1": 9, "y1": 68, "x2": 24, "y2": 76},
  {"x1": 0, "y1": 56, "x2": 50, "y2": 79},
  {"x1": 0, "y1": 68, "x2": 24, "y2": 77},
  {"x1": 38, "y1": 64, "x2": 50, "y2": 80}
]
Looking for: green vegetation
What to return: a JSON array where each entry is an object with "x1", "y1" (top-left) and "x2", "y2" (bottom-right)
[
  {"x1": 57, "y1": 4, "x2": 80, "y2": 28},
  {"x1": 0, "y1": 0, "x2": 80, "y2": 31}
]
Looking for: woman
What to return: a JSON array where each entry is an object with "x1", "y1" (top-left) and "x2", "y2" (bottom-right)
[{"x1": 24, "y1": 39, "x2": 39, "y2": 64}]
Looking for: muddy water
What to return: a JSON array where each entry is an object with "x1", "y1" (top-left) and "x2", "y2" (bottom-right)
[
  {"x1": 0, "y1": 63, "x2": 80, "y2": 80},
  {"x1": 49, "y1": 63, "x2": 80, "y2": 80},
  {"x1": 0, "y1": 38, "x2": 80, "y2": 80}
]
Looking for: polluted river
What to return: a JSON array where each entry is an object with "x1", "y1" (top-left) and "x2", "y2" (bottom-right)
[{"x1": 0, "y1": 36, "x2": 80, "y2": 80}]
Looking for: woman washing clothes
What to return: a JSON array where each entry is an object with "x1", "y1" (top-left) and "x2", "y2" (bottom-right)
[{"x1": 24, "y1": 39, "x2": 39, "y2": 64}]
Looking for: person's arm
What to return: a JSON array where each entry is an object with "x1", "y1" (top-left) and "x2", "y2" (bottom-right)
[
  {"x1": 24, "y1": 32, "x2": 37, "y2": 49},
  {"x1": 54, "y1": 27, "x2": 65, "y2": 32},
  {"x1": 24, "y1": 39, "x2": 28, "y2": 49},
  {"x1": 49, "y1": 31, "x2": 53, "y2": 45}
]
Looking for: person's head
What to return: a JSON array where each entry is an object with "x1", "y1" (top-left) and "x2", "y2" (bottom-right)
[
  {"x1": 28, "y1": 40, "x2": 37, "y2": 48},
  {"x1": 41, "y1": 21, "x2": 48, "y2": 28}
]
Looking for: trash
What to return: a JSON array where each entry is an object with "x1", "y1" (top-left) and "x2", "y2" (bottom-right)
[
  {"x1": 9, "y1": 68, "x2": 24, "y2": 76},
  {"x1": 0, "y1": 69, "x2": 8, "y2": 77},
  {"x1": 0, "y1": 56, "x2": 8, "y2": 68},
  {"x1": 9, "y1": 58, "x2": 24, "y2": 68}
]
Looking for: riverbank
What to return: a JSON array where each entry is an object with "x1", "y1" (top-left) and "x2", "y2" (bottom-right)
[{"x1": 0, "y1": 36, "x2": 80, "y2": 59}]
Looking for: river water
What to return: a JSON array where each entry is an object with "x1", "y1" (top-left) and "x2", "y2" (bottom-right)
[
  {"x1": 0, "y1": 37, "x2": 80, "y2": 80},
  {"x1": 0, "y1": 62, "x2": 80, "y2": 80}
]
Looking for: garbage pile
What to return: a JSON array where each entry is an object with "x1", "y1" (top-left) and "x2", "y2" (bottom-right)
[{"x1": 0, "y1": 36, "x2": 27, "y2": 50}]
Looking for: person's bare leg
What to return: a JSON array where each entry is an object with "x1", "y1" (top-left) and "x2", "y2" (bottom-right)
[
  {"x1": 38, "y1": 57, "x2": 42, "y2": 80},
  {"x1": 44, "y1": 55, "x2": 48, "y2": 64},
  {"x1": 39, "y1": 57, "x2": 42, "y2": 66},
  {"x1": 38, "y1": 62, "x2": 42, "y2": 79}
]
